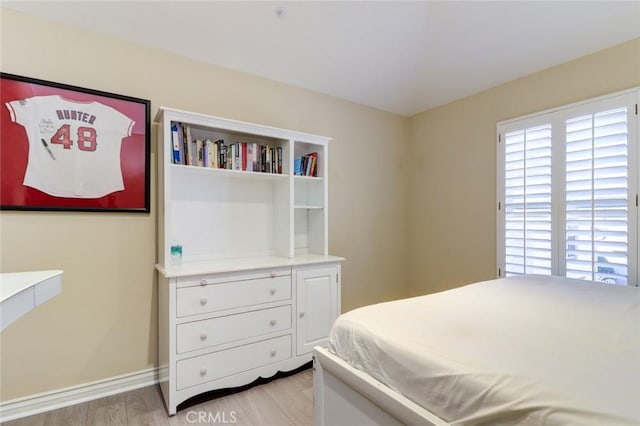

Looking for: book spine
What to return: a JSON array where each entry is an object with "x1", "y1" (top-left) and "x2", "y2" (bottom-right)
[
  {"x1": 196, "y1": 140, "x2": 203, "y2": 167},
  {"x1": 294, "y1": 156, "x2": 301, "y2": 175},
  {"x1": 171, "y1": 124, "x2": 181, "y2": 164},
  {"x1": 206, "y1": 139, "x2": 213, "y2": 167},
  {"x1": 310, "y1": 152, "x2": 317, "y2": 177},
  {"x1": 247, "y1": 143, "x2": 253, "y2": 172},
  {"x1": 177, "y1": 123, "x2": 184, "y2": 165},
  {"x1": 252, "y1": 143, "x2": 258, "y2": 172},
  {"x1": 219, "y1": 141, "x2": 226, "y2": 169},
  {"x1": 215, "y1": 139, "x2": 222, "y2": 168},
  {"x1": 227, "y1": 144, "x2": 234, "y2": 169},
  {"x1": 203, "y1": 140, "x2": 209, "y2": 167},
  {"x1": 277, "y1": 147, "x2": 283, "y2": 174},
  {"x1": 242, "y1": 143, "x2": 247, "y2": 171},
  {"x1": 257, "y1": 145, "x2": 262, "y2": 173},
  {"x1": 184, "y1": 125, "x2": 191, "y2": 166}
]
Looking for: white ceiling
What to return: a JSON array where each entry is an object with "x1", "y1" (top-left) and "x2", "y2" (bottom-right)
[{"x1": 3, "y1": 1, "x2": 640, "y2": 116}]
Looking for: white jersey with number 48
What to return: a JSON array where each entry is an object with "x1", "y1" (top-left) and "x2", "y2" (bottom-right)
[{"x1": 6, "y1": 95, "x2": 135, "y2": 198}]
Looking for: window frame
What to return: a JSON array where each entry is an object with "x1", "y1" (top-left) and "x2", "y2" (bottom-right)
[{"x1": 497, "y1": 88, "x2": 639, "y2": 286}]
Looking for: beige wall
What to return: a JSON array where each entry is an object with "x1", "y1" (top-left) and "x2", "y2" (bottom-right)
[
  {"x1": 0, "y1": 8, "x2": 409, "y2": 400},
  {"x1": 407, "y1": 38, "x2": 640, "y2": 296}
]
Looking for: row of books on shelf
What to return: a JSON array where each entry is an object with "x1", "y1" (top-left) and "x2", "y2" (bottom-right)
[
  {"x1": 294, "y1": 152, "x2": 318, "y2": 177},
  {"x1": 171, "y1": 122, "x2": 283, "y2": 174}
]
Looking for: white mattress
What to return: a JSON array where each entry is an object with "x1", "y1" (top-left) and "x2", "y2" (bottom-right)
[{"x1": 329, "y1": 275, "x2": 640, "y2": 425}]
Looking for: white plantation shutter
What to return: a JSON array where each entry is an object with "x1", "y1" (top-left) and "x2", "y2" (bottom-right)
[
  {"x1": 504, "y1": 124, "x2": 553, "y2": 276},
  {"x1": 498, "y1": 89, "x2": 638, "y2": 286},
  {"x1": 564, "y1": 106, "x2": 630, "y2": 284}
]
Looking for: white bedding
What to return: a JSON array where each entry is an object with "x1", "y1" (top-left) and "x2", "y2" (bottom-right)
[{"x1": 329, "y1": 275, "x2": 640, "y2": 425}]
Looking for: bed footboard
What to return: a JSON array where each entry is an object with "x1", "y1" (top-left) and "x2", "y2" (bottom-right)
[{"x1": 312, "y1": 347, "x2": 447, "y2": 426}]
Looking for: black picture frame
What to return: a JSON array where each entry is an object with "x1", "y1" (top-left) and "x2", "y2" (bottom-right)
[{"x1": 0, "y1": 72, "x2": 151, "y2": 213}]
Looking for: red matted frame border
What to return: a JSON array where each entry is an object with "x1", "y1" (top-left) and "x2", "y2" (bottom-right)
[{"x1": 0, "y1": 72, "x2": 150, "y2": 213}]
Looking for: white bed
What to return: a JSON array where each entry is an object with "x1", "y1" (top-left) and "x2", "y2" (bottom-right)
[{"x1": 313, "y1": 275, "x2": 640, "y2": 426}]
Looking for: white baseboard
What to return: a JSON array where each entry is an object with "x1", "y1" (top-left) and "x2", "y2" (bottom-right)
[{"x1": 0, "y1": 367, "x2": 159, "y2": 422}]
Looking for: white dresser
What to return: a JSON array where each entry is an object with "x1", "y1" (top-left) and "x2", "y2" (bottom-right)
[{"x1": 154, "y1": 108, "x2": 343, "y2": 414}]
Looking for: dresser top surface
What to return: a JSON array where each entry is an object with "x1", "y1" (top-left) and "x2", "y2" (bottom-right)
[{"x1": 156, "y1": 255, "x2": 344, "y2": 278}]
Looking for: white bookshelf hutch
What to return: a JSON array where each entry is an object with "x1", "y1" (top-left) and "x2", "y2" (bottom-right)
[{"x1": 154, "y1": 107, "x2": 343, "y2": 415}]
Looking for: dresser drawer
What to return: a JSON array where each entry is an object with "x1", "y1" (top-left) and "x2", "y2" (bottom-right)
[
  {"x1": 176, "y1": 275, "x2": 291, "y2": 317},
  {"x1": 176, "y1": 335, "x2": 291, "y2": 390},
  {"x1": 177, "y1": 305, "x2": 291, "y2": 354}
]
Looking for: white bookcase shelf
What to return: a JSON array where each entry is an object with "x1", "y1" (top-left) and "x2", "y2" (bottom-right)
[
  {"x1": 156, "y1": 107, "x2": 334, "y2": 266},
  {"x1": 294, "y1": 205, "x2": 324, "y2": 209},
  {"x1": 170, "y1": 164, "x2": 289, "y2": 181},
  {"x1": 294, "y1": 175, "x2": 324, "y2": 181},
  {"x1": 154, "y1": 107, "x2": 343, "y2": 415}
]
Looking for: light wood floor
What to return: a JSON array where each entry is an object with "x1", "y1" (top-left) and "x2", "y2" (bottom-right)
[{"x1": 3, "y1": 368, "x2": 313, "y2": 426}]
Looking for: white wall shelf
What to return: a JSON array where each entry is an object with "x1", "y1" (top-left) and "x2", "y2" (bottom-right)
[{"x1": 0, "y1": 270, "x2": 63, "y2": 331}]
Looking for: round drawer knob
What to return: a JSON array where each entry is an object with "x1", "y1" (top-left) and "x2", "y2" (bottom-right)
[
  {"x1": 200, "y1": 368, "x2": 207, "y2": 376},
  {"x1": 270, "y1": 320, "x2": 276, "y2": 326},
  {"x1": 270, "y1": 271, "x2": 277, "y2": 278},
  {"x1": 200, "y1": 297, "x2": 208, "y2": 306},
  {"x1": 270, "y1": 350, "x2": 277, "y2": 357},
  {"x1": 270, "y1": 288, "x2": 276, "y2": 295},
  {"x1": 200, "y1": 279, "x2": 207, "y2": 286},
  {"x1": 299, "y1": 312, "x2": 305, "y2": 318},
  {"x1": 200, "y1": 333, "x2": 208, "y2": 341}
]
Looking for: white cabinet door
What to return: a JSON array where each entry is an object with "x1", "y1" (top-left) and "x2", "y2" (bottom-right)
[{"x1": 295, "y1": 265, "x2": 340, "y2": 355}]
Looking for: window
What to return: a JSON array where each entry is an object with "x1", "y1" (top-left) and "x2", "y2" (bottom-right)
[
  {"x1": 497, "y1": 89, "x2": 638, "y2": 286},
  {"x1": 503, "y1": 120, "x2": 553, "y2": 276}
]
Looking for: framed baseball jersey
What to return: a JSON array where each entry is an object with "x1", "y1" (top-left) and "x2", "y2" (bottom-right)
[{"x1": 0, "y1": 73, "x2": 150, "y2": 212}]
